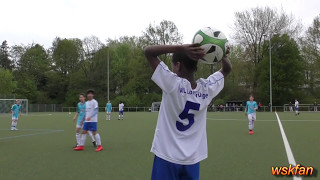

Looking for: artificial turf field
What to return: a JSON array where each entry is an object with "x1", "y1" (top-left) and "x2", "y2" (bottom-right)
[{"x1": 0, "y1": 112, "x2": 319, "y2": 180}]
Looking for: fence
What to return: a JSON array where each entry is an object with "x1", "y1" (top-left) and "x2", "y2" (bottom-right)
[
  {"x1": 24, "y1": 104, "x2": 320, "y2": 113},
  {"x1": 28, "y1": 104, "x2": 151, "y2": 113}
]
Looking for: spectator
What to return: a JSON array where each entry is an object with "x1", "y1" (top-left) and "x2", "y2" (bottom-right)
[
  {"x1": 258, "y1": 102, "x2": 262, "y2": 111},
  {"x1": 268, "y1": 103, "x2": 271, "y2": 112},
  {"x1": 314, "y1": 102, "x2": 318, "y2": 112},
  {"x1": 225, "y1": 103, "x2": 229, "y2": 111}
]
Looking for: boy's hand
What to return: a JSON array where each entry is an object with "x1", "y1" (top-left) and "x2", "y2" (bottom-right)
[
  {"x1": 183, "y1": 44, "x2": 205, "y2": 61},
  {"x1": 73, "y1": 117, "x2": 76, "y2": 123}
]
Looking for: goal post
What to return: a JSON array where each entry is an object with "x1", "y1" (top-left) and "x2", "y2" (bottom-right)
[{"x1": 0, "y1": 99, "x2": 28, "y2": 115}]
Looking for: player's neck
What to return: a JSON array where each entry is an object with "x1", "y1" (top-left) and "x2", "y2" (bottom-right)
[{"x1": 181, "y1": 73, "x2": 197, "y2": 89}]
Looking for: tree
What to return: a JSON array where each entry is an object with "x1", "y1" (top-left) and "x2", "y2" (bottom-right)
[
  {"x1": 0, "y1": 40, "x2": 13, "y2": 69},
  {"x1": 257, "y1": 34, "x2": 304, "y2": 105},
  {"x1": 18, "y1": 44, "x2": 49, "y2": 89},
  {"x1": 232, "y1": 7, "x2": 301, "y2": 88},
  {"x1": 0, "y1": 68, "x2": 17, "y2": 96},
  {"x1": 52, "y1": 38, "x2": 83, "y2": 75},
  {"x1": 300, "y1": 14, "x2": 320, "y2": 97}
]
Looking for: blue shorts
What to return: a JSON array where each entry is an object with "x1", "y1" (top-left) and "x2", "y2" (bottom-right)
[
  {"x1": 82, "y1": 122, "x2": 97, "y2": 132},
  {"x1": 151, "y1": 155, "x2": 200, "y2": 180},
  {"x1": 119, "y1": 110, "x2": 123, "y2": 115},
  {"x1": 295, "y1": 107, "x2": 299, "y2": 111}
]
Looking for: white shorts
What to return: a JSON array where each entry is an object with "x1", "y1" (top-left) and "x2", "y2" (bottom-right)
[{"x1": 248, "y1": 113, "x2": 256, "y2": 121}]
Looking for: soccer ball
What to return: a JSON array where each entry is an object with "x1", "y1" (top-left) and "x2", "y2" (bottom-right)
[{"x1": 192, "y1": 27, "x2": 229, "y2": 64}]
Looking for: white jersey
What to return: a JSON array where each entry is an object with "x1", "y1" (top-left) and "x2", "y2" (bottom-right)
[
  {"x1": 119, "y1": 103, "x2": 124, "y2": 111},
  {"x1": 151, "y1": 62, "x2": 224, "y2": 165},
  {"x1": 85, "y1": 99, "x2": 99, "y2": 122},
  {"x1": 295, "y1": 101, "x2": 299, "y2": 108}
]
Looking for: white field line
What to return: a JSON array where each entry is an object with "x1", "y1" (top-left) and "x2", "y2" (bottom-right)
[
  {"x1": 275, "y1": 112, "x2": 302, "y2": 180},
  {"x1": 0, "y1": 129, "x2": 64, "y2": 140}
]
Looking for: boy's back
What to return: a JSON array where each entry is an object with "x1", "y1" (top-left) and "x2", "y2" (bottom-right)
[{"x1": 151, "y1": 61, "x2": 224, "y2": 164}]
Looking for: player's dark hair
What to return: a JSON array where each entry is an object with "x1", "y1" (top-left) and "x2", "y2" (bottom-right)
[
  {"x1": 172, "y1": 52, "x2": 198, "y2": 72},
  {"x1": 79, "y1": 93, "x2": 85, "y2": 97},
  {"x1": 87, "y1": 89, "x2": 95, "y2": 95}
]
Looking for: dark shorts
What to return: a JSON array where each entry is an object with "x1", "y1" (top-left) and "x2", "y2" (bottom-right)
[
  {"x1": 83, "y1": 122, "x2": 97, "y2": 131},
  {"x1": 151, "y1": 155, "x2": 200, "y2": 180},
  {"x1": 119, "y1": 110, "x2": 123, "y2": 115}
]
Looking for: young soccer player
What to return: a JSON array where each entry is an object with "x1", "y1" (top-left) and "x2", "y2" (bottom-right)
[
  {"x1": 11, "y1": 100, "x2": 21, "y2": 131},
  {"x1": 118, "y1": 101, "x2": 124, "y2": 120},
  {"x1": 295, "y1": 99, "x2": 300, "y2": 115},
  {"x1": 106, "y1": 100, "x2": 112, "y2": 120},
  {"x1": 72, "y1": 93, "x2": 96, "y2": 148},
  {"x1": 245, "y1": 95, "x2": 258, "y2": 135},
  {"x1": 144, "y1": 43, "x2": 231, "y2": 180},
  {"x1": 74, "y1": 89, "x2": 103, "y2": 152}
]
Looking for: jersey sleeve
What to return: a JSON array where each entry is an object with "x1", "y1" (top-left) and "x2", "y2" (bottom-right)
[
  {"x1": 254, "y1": 102, "x2": 258, "y2": 109},
  {"x1": 94, "y1": 100, "x2": 98, "y2": 109},
  {"x1": 151, "y1": 61, "x2": 181, "y2": 93},
  {"x1": 206, "y1": 71, "x2": 225, "y2": 99}
]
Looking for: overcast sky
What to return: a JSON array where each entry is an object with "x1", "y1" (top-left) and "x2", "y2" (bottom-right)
[{"x1": 1, "y1": 0, "x2": 319, "y2": 48}]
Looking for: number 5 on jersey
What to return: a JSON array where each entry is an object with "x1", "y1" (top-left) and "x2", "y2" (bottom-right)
[{"x1": 176, "y1": 101, "x2": 200, "y2": 131}]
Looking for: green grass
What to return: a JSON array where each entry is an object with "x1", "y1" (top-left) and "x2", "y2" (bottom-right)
[{"x1": 0, "y1": 112, "x2": 319, "y2": 180}]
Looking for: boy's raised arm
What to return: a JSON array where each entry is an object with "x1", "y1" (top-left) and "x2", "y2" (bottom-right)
[
  {"x1": 219, "y1": 47, "x2": 232, "y2": 77},
  {"x1": 144, "y1": 44, "x2": 205, "y2": 71},
  {"x1": 219, "y1": 57, "x2": 232, "y2": 77}
]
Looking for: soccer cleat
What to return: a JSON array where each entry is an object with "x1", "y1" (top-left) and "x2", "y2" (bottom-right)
[
  {"x1": 249, "y1": 130, "x2": 254, "y2": 135},
  {"x1": 73, "y1": 144, "x2": 78, "y2": 148},
  {"x1": 96, "y1": 145, "x2": 103, "y2": 152},
  {"x1": 14, "y1": 128, "x2": 18, "y2": 131},
  {"x1": 73, "y1": 146, "x2": 84, "y2": 151},
  {"x1": 92, "y1": 141, "x2": 97, "y2": 147},
  {"x1": 10, "y1": 127, "x2": 14, "y2": 131}
]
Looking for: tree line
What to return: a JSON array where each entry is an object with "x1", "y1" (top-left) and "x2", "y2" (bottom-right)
[{"x1": 0, "y1": 7, "x2": 319, "y2": 107}]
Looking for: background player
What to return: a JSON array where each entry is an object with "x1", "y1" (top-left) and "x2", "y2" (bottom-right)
[
  {"x1": 295, "y1": 99, "x2": 300, "y2": 115},
  {"x1": 11, "y1": 100, "x2": 21, "y2": 131},
  {"x1": 106, "y1": 100, "x2": 112, "y2": 120},
  {"x1": 245, "y1": 95, "x2": 258, "y2": 135},
  {"x1": 118, "y1": 101, "x2": 124, "y2": 120},
  {"x1": 74, "y1": 89, "x2": 103, "y2": 152},
  {"x1": 72, "y1": 93, "x2": 96, "y2": 148},
  {"x1": 144, "y1": 44, "x2": 231, "y2": 180}
]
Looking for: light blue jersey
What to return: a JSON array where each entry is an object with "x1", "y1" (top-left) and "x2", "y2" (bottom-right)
[
  {"x1": 246, "y1": 101, "x2": 258, "y2": 114},
  {"x1": 77, "y1": 102, "x2": 86, "y2": 125},
  {"x1": 11, "y1": 104, "x2": 21, "y2": 118},
  {"x1": 106, "y1": 103, "x2": 112, "y2": 112}
]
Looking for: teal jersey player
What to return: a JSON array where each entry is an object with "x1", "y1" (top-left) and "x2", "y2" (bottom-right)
[
  {"x1": 245, "y1": 95, "x2": 258, "y2": 135},
  {"x1": 106, "y1": 103, "x2": 112, "y2": 112},
  {"x1": 11, "y1": 100, "x2": 22, "y2": 131},
  {"x1": 246, "y1": 101, "x2": 258, "y2": 115},
  {"x1": 11, "y1": 104, "x2": 21, "y2": 118},
  {"x1": 77, "y1": 102, "x2": 86, "y2": 125},
  {"x1": 106, "y1": 101, "x2": 112, "y2": 120}
]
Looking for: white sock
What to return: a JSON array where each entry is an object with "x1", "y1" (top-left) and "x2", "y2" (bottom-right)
[
  {"x1": 251, "y1": 120, "x2": 254, "y2": 129},
  {"x1": 88, "y1": 131, "x2": 95, "y2": 142},
  {"x1": 95, "y1": 133, "x2": 101, "y2": 146},
  {"x1": 11, "y1": 121, "x2": 15, "y2": 127},
  {"x1": 12, "y1": 121, "x2": 17, "y2": 127},
  {"x1": 121, "y1": 115, "x2": 124, "y2": 119},
  {"x1": 119, "y1": 115, "x2": 120, "y2": 119},
  {"x1": 76, "y1": 133, "x2": 81, "y2": 145},
  {"x1": 248, "y1": 120, "x2": 253, "y2": 130},
  {"x1": 80, "y1": 134, "x2": 87, "y2": 146}
]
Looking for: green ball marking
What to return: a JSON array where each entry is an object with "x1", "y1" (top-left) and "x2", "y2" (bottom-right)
[{"x1": 193, "y1": 30, "x2": 228, "y2": 55}]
